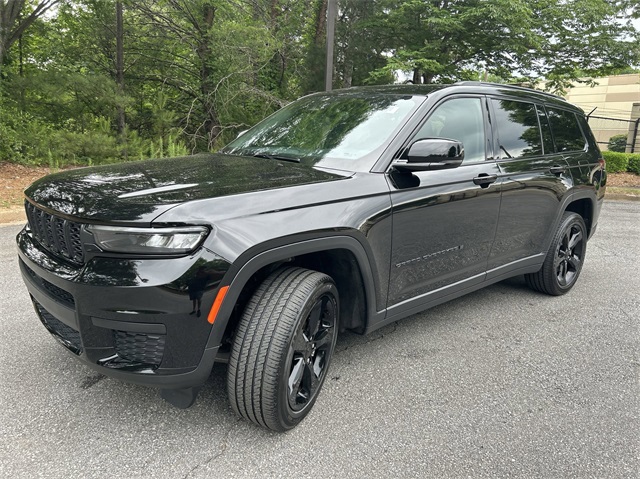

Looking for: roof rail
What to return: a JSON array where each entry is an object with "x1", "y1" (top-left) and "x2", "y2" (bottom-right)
[{"x1": 453, "y1": 81, "x2": 567, "y2": 102}]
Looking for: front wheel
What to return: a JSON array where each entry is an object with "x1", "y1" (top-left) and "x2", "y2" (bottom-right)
[
  {"x1": 526, "y1": 211, "x2": 587, "y2": 296},
  {"x1": 227, "y1": 267, "x2": 339, "y2": 431}
]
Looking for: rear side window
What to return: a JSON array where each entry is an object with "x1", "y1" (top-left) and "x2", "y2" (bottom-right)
[
  {"x1": 546, "y1": 108, "x2": 586, "y2": 152},
  {"x1": 491, "y1": 99, "x2": 543, "y2": 159}
]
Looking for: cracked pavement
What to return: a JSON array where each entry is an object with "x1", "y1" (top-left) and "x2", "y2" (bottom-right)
[{"x1": 1, "y1": 200, "x2": 638, "y2": 478}]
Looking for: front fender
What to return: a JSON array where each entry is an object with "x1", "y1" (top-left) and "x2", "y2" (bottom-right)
[{"x1": 204, "y1": 235, "x2": 386, "y2": 350}]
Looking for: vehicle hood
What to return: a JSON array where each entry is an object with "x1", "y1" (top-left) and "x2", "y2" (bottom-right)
[{"x1": 24, "y1": 153, "x2": 348, "y2": 224}]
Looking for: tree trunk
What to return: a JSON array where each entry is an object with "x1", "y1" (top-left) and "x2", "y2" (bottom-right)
[
  {"x1": 342, "y1": 53, "x2": 353, "y2": 88},
  {"x1": 197, "y1": 3, "x2": 221, "y2": 149},
  {"x1": 314, "y1": 0, "x2": 328, "y2": 46},
  {"x1": 115, "y1": 1, "x2": 126, "y2": 154}
]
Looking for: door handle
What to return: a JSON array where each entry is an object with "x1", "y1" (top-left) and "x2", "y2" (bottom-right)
[
  {"x1": 473, "y1": 174, "x2": 498, "y2": 187},
  {"x1": 549, "y1": 165, "x2": 566, "y2": 175}
]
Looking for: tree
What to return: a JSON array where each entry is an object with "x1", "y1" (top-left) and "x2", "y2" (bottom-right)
[
  {"x1": 2, "y1": 0, "x2": 639, "y2": 166},
  {"x1": 115, "y1": 0, "x2": 124, "y2": 140},
  {"x1": 131, "y1": 0, "x2": 291, "y2": 149},
  {"x1": 0, "y1": 0, "x2": 60, "y2": 76},
  {"x1": 333, "y1": 0, "x2": 390, "y2": 88},
  {"x1": 366, "y1": 0, "x2": 639, "y2": 90}
]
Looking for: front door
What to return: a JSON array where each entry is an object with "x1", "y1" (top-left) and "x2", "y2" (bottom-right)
[{"x1": 387, "y1": 96, "x2": 501, "y2": 309}]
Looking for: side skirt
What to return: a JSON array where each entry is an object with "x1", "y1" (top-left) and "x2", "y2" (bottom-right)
[{"x1": 365, "y1": 254, "x2": 545, "y2": 334}]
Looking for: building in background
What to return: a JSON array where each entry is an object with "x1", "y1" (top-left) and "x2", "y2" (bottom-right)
[{"x1": 562, "y1": 74, "x2": 640, "y2": 152}]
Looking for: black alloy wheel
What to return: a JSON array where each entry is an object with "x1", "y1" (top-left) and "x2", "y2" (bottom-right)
[
  {"x1": 555, "y1": 221, "x2": 585, "y2": 288},
  {"x1": 526, "y1": 211, "x2": 587, "y2": 296},
  {"x1": 287, "y1": 293, "x2": 337, "y2": 412}
]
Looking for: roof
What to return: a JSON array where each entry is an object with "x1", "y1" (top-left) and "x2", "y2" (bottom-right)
[{"x1": 321, "y1": 82, "x2": 575, "y2": 111}]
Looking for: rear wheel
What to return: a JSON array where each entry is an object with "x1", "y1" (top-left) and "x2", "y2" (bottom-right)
[
  {"x1": 526, "y1": 211, "x2": 587, "y2": 296},
  {"x1": 227, "y1": 267, "x2": 339, "y2": 431}
]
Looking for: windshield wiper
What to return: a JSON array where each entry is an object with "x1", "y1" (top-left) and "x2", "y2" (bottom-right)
[{"x1": 251, "y1": 152, "x2": 300, "y2": 163}]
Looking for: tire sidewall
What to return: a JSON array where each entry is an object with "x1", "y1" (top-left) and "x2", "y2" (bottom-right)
[{"x1": 276, "y1": 280, "x2": 339, "y2": 429}]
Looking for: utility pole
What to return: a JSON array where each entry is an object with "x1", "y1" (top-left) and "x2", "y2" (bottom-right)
[{"x1": 325, "y1": 0, "x2": 336, "y2": 91}]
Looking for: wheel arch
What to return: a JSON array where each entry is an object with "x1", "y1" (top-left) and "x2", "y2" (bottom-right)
[
  {"x1": 205, "y1": 235, "x2": 382, "y2": 351},
  {"x1": 541, "y1": 191, "x2": 596, "y2": 253},
  {"x1": 564, "y1": 195, "x2": 594, "y2": 237}
]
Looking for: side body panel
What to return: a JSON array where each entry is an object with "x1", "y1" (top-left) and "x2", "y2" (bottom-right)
[
  {"x1": 488, "y1": 156, "x2": 572, "y2": 271},
  {"x1": 158, "y1": 173, "x2": 394, "y2": 312},
  {"x1": 387, "y1": 164, "x2": 501, "y2": 306}
]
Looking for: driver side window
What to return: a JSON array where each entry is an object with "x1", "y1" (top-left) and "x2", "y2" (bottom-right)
[{"x1": 412, "y1": 97, "x2": 486, "y2": 164}]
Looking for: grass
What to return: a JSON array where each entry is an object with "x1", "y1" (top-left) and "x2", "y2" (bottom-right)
[{"x1": 607, "y1": 186, "x2": 640, "y2": 196}]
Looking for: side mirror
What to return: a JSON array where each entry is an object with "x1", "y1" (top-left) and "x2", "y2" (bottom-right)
[{"x1": 392, "y1": 138, "x2": 464, "y2": 172}]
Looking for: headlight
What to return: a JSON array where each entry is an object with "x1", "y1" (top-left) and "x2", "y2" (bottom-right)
[{"x1": 87, "y1": 225, "x2": 209, "y2": 255}]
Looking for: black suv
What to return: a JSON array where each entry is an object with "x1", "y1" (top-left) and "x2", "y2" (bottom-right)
[{"x1": 17, "y1": 83, "x2": 606, "y2": 431}]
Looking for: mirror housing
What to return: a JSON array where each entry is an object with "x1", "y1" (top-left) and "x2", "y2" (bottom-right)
[{"x1": 392, "y1": 138, "x2": 464, "y2": 172}]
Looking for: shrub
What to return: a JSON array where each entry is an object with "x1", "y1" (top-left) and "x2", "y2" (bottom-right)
[
  {"x1": 602, "y1": 151, "x2": 629, "y2": 173},
  {"x1": 50, "y1": 130, "x2": 118, "y2": 166},
  {"x1": 0, "y1": 111, "x2": 56, "y2": 165},
  {"x1": 628, "y1": 154, "x2": 640, "y2": 175},
  {"x1": 607, "y1": 134, "x2": 628, "y2": 153}
]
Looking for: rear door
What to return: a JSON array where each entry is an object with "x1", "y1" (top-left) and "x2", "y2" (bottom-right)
[
  {"x1": 387, "y1": 95, "x2": 501, "y2": 308},
  {"x1": 545, "y1": 107, "x2": 596, "y2": 189},
  {"x1": 487, "y1": 98, "x2": 571, "y2": 276}
]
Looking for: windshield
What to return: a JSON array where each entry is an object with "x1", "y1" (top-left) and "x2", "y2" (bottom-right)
[{"x1": 221, "y1": 93, "x2": 422, "y2": 172}]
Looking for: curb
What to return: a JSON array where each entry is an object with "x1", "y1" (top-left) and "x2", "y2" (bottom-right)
[
  {"x1": 0, "y1": 208, "x2": 26, "y2": 226},
  {"x1": 604, "y1": 194, "x2": 640, "y2": 202}
]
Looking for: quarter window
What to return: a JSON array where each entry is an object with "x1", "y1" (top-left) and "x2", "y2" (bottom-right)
[
  {"x1": 546, "y1": 108, "x2": 586, "y2": 152},
  {"x1": 536, "y1": 106, "x2": 554, "y2": 154},
  {"x1": 413, "y1": 97, "x2": 486, "y2": 164},
  {"x1": 492, "y1": 100, "x2": 543, "y2": 159}
]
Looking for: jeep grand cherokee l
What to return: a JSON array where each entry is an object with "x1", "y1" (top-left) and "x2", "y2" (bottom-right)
[{"x1": 17, "y1": 82, "x2": 606, "y2": 431}]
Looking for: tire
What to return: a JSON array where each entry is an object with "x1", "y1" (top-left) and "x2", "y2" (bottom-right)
[
  {"x1": 525, "y1": 211, "x2": 587, "y2": 296},
  {"x1": 227, "y1": 267, "x2": 339, "y2": 431}
]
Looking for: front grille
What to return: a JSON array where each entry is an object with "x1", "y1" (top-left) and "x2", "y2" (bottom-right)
[
  {"x1": 25, "y1": 201, "x2": 84, "y2": 264},
  {"x1": 22, "y1": 262, "x2": 75, "y2": 307},
  {"x1": 34, "y1": 301, "x2": 82, "y2": 355},
  {"x1": 114, "y1": 331, "x2": 165, "y2": 366}
]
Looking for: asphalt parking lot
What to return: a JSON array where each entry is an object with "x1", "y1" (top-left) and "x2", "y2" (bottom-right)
[{"x1": 1, "y1": 200, "x2": 638, "y2": 478}]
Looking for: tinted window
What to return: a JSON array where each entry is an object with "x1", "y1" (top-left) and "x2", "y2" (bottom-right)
[
  {"x1": 536, "y1": 106, "x2": 554, "y2": 154},
  {"x1": 413, "y1": 97, "x2": 485, "y2": 164},
  {"x1": 546, "y1": 108, "x2": 586, "y2": 152},
  {"x1": 492, "y1": 100, "x2": 543, "y2": 159},
  {"x1": 222, "y1": 94, "x2": 419, "y2": 172}
]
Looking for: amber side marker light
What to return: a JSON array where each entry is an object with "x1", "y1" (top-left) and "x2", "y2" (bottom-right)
[{"x1": 207, "y1": 285, "x2": 229, "y2": 324}]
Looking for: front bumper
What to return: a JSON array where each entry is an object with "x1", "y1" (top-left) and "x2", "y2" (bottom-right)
[{"x1": 17, "y1": 226, "x2": 231, "y2": 389}]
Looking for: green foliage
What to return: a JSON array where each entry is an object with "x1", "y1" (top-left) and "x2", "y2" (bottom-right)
[
  {"x1": 1, "y1": 0, "x2": 639, "y2": 167},
  {"x1": 608, "y1": 134, "x2": 628, "y2": 153},
  {"x1": 601, "y1": 151, "x2": 640, "y2": 174},
  {"x1": 627, "y1": 154, "x2": 640, "y2": 175},
  {"x1": 0, "y1": 108, "x2": 56, "y2": 165},
  {"x1": 366, "y1": 0, "x2": 639, "y2": 88},
  {"x1": 602, "y1": 151, "x2": 630, "y2": 173}
]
